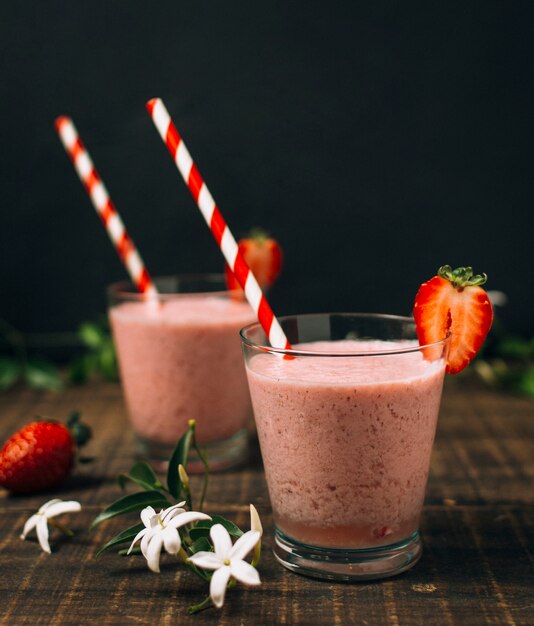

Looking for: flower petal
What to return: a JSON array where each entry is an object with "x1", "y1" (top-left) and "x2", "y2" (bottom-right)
[
  {"x1": 39, "y1": 499, "x2": 63, "y2": 513},
  {"x1": 127, "y1": 528, "x2": 148, "y2": 555},
  {"x1": 210, "y1": 565, "x2": 232, "y2": 608},
  {"x1": 145, "y1": 533, "x2": 164, "y2": 573},
  {"x1": 36, "y1": 517, "x2": 51, "y2": 554},
  {"x1": 167, "y1": 511, "x2": 211, "y2": 530},
  {"x1": 20, "y1": 514, "x2": 38, "y2": 540},
  {"x1": 162, "y1": 527, "x2": 182, "y2": 555},
  {"x1": 230, "y1": 559, "x2": 261, "y2": 586},
  {"x1": 210, "y1": 524, "x2": 232, "y2": 559},
  {"x1": 44, "y1": 500, "x2": 81, "y2": 519},
  {"x1": 140, "y1": 528, "x2": 156, "y2": 558},
  {"x1": 229, "y1": 530, "x2": 260, "y2": 562},
  {"x1": 160, "y1": 502, "x2": 186, "y2": 524},
  {"x1": 141, "y1": 506, "x2": 157, "y2": 528},
  {"x1": 250, "y1": 504, "x2": 263, "y2": 536},
  {"x1": 187, "y1": 551, "x2": 224, "y2": 570}
]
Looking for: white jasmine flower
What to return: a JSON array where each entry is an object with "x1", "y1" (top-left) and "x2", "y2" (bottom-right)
[
  {"x1": 188, "y1": 524, "x2": 261, "y2": 609},
  {"x1": 20, "y1": 498, "x2": 81, "y2": 554},
  {"x1": 128, "y1": 503, "x2": 210, "y2": 573}
]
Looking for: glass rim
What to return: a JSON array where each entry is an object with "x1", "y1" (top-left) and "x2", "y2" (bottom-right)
[
  {"x1": 239, "y1": 312, "x2": 451, "y2": 358},
  {"x1": 107, "y1": 273, "x2": 240, "y2": 301}
]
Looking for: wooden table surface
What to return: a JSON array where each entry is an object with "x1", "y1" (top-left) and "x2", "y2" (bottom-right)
[{"x1": 0, "y1": 379, "x2": 532, "y2": 625}]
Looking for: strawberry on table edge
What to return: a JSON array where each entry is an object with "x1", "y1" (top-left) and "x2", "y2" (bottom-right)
[
  {"x1": 414, "y1": 265, "x2": 493, "y2": 375},
  {"x1": 0, "y1": 411, "x2": 92, "y2": 494},
  {"x1": 225, "y1": 228, "x2": 283, "y2": 294}
]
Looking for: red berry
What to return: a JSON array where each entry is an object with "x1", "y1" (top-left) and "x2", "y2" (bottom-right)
[
  {"x1": 225, "y1": 229, "x2": 283, "y2": 293},
  {"x1": 414, "y1": 265, "x2": 493, "y2": 374},
  {"x1": 0, "y1": 422, "x2": 76, "y2": 494}
]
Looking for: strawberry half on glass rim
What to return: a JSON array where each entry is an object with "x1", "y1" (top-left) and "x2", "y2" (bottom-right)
[{"x1": 414, "y1": 265, "x2": 494, "y2": 375}]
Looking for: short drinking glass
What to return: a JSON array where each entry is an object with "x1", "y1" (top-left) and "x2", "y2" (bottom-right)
[
  {"x1": 109, "y1": 274, "x2": 255, "y2": 471},
  {"x1": 240, "y1": 313, "x2": 449, "y2": 580}
]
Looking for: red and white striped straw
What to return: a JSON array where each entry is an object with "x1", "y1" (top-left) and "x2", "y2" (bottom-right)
[
  {"x1": 146, "y1": 98, "x2": 290, "y2": 350},
  {"x1": 55, "y1": 116, "x2": 157, "y2": 298}
]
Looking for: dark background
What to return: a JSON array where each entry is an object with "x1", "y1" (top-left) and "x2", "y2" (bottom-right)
[{"x1": 1, "y1": 2, "x2": 532, "y2": 345}]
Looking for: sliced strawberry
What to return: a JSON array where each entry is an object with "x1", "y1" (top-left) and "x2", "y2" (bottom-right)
[
  {"x1": 414, "y1": 265, "x2": 493, "y2": 374},
  {"x1": 225, "y1": 229, "x2": 283, "y2": 293}
]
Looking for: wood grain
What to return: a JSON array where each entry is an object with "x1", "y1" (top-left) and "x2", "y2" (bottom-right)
[{"x1": 0, "y1": 380, "x2": 532, "y2": 625}]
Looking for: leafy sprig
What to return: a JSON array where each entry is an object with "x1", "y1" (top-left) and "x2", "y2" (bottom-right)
[
  {"x1": 467, "y1": 311, "x2": 534, "y2": 397},
  {"x1": 0, "y1": 316, "x2": 118, "y2": 392},
  {"x1": 0, "y1": 319, "x2": 63, "y2": 392},
  {"x1": 69, "y1": 319, "x2": 118, "y2": 383},
  {"x1": 92, "y1": 421, "x2": 262, "y2": 613}
]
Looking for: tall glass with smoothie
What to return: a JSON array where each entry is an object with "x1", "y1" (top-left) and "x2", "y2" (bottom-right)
[
  {"x1": 109, "y1": 275, "x2": 255, "y2": 470},
  {"x1": 241, "y1": 313, "x2": 449, "y2": 579}
]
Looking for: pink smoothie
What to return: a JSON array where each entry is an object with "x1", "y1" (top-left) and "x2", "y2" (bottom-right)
[
  {"x1": 245, "y1": 339, "x2": 446, "y2": 549},
  {"x1": 110, "y1": 296, "x2": 254, "y2": 445}
]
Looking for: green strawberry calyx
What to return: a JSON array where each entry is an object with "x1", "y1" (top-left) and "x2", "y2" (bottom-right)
[
  {"x1": 66, "y1": 411, "x2": 92, "y2": 447},
  {"x1": 246, "y1": 228, "x2": 270, "y2": 244},
  {"x1": 438, "y1": 265, "x2": 488, "y2": 289}
]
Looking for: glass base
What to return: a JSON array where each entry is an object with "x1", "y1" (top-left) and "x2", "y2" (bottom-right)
[
  {"x1": 273, "y1": 529, "x2": 422, "y2": 581},
  {"x1": 136, "y1": 428, "x2": 249, "y2": 473}
]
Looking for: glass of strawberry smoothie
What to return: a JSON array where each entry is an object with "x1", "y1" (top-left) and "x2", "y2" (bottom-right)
[
  {"x1": 109, "y1": 275, "x2": 255, "y2": 471},
  {"x1": 240, "y1": 313, "x2": 450, "y2": 580}
]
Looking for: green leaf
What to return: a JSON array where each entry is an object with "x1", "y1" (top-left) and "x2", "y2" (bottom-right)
[
  {"x1": 0, "y1": 356, "x2": 21, "y2": 391},
  {"x1": 96, "y1": 523, "x2": 144, "y2": 556},
  {"x1": 189, "y1": 515, "x2": 244, "y2": 542},
  {"x1": 24, "y1": 358, "x2": 63, "y2": 391},
  {"x1": 189, "y1": 536, "x2": 212, "y2": 554},
  {"x1": 119, "y1": 546, "x2": 142, "y2": 556},
  {"x1": 69, "y1": 353, "x2": 98, "y2": 384},
  {"x1": 167, "y1": 426, "x2": 194, "y2": 499},
  {"x1": 209, "y1": 515, "x2": 244, "y2": 537},
  {"x1": 497, "y1": 336, "x2": 534, "y2": 360},
  {"x1": 188, "y1": 526, "x2": 210, "y2": 542},
  {"x1": 511, "y1": 368, "x2": 534, "y2": 396},
  {"x1": 191, "y1": 436, "x2": 209, "y2": 511},
  {"x1": 118, "y1": 461, "x2": 161, "y2": 491},
  {"x1": 91, "y1": 490, "x2": 170, "y2": 529},
  {"x1": 98, "y1": 340, "x2": 118, "y2": 381},
  {"x1": 79, "y1": 322, "x2": 104, "y2": 349}
]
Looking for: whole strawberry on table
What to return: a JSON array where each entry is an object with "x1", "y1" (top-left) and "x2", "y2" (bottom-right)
[
  {"x1": 414, "y1": 265, "x2": 494, "y2": 374},
  {"x1": 0, "y1": 411, "x2": 91, "y2": 494}
]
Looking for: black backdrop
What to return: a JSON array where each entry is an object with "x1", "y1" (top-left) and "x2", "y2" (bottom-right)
[{"x1": 1, "y1": 1, "x2": 532, "y2": 341}]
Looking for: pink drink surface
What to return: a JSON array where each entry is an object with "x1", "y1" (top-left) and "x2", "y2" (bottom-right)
[
  {"x1": 110, "y1": 296, "x2": 254, "y2": 445},
  {"x1": 245, "y1": 340, "x2": 446, "y2": 549}
]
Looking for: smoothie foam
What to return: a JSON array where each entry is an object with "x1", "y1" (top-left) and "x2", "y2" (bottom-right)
[
  {"x1": 245, "y1": 339, "x2": 446, "y2": 549},
  {"x1": 110, "y1": 295, "x2": 254, "y2": 445}
]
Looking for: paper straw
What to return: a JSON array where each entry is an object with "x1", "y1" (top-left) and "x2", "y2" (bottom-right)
[
  {"x1": 55, "y1": 116, "x2": 157, "y2": 298},
  {"x1": 146, "y1": 98, "x2": 290, "y2": 350}
]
